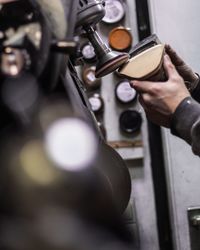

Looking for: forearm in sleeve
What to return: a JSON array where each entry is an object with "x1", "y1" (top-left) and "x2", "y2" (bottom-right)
[
  {"x1": 170, "y1": 96, "x2": 200, "y2": 156},
  {"x1": 191, "y1": 73, "x2": 200, "y2": 103}
]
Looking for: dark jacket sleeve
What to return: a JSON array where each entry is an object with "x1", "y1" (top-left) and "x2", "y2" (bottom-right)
[{"x1": 170, "y1": 96, "x2": 200, "y2": 155}]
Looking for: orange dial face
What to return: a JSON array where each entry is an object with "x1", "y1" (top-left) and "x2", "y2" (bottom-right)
[{"x1": 109, "y1": 27, "x2": 133, "y2": 51}]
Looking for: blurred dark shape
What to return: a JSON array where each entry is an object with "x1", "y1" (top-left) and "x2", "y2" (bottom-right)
[
  {"x1": 0, "y1": 117, "x2": 132, "y2": 249},
  {"x1": 0, "y1": 209, "x2": 132, "y2": 250},
  {"x1": 1, "y1": 72, "x2": 39, "y2": 123},
  {"x1": 0, "y1": 0, "x2": 51, "y2": 77},
  {"x1": 0, "y1": 95, "x2": 132, "y2": 249},
  {"x1": 0, "y1": 0, "x2": 133, "y2": 249}
]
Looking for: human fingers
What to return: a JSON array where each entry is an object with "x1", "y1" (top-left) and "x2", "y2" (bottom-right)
[
  {"x1": 138, "y1": 95, "x2": 148, "y2": 110},
  {"x1": 165, "y1": 44, "x2": 185, "y2": 66},
  {"x1": 165, "y1": 45, "x2": 198, "y2": 85},
  {"x1": 138, "y1": 93, "x2": 156, "y2": 110},
  {"x1": 163, "y1": 54, "x2": 181, "y2": 80},
  {"x1": 138, "y1": 96, "x2": 171, "y2": 127},
  {"x1": 131, "y1": 80, "x2": 156, "y2": 94}
]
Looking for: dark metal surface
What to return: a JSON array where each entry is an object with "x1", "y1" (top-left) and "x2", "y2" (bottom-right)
[
  {"x1": 64, "y1": 61, "x2": 131, "y2": 214},
  {"x1": 97, "y1": 141, "x2": 131, "y2": 214},
  {"x1": 76, "y1": 0, "x2": 105, "y2": 28},
  {"x1": 188, "y1": 207, "x2": 200, "y2": 250}
]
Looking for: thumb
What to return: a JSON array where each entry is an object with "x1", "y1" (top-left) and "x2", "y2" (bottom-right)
[{"x1": 163, "y1": 54, "x2": 180, "y2": 80}]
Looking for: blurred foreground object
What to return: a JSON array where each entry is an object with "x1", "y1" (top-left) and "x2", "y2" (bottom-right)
[
  {"x1": 0, "y1": 1, "x2": 133, "y2": 249},
  {"x1": 0, "y1": 99, "x2": 132, "y2": 249}
]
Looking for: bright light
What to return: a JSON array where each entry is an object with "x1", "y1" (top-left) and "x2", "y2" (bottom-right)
[{"x1": 45, "y1": 118, "x2": 97, "y2": 171}]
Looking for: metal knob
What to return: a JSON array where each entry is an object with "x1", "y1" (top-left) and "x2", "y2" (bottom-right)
[{"x1": 84, "y1": 26, "x2": 129, "y2": 78}]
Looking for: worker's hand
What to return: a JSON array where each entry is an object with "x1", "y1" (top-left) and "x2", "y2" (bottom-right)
[
  {"x1": 131, "y1": 54, "x2": 190, "y2": 128},
  {"x1": 165, "y1": 44, "x2": 199, "y2": 92}
]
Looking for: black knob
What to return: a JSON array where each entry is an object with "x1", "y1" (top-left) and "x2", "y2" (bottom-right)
[{"x1": 119, "y1": 110, "x2": 142, "y2": 134}]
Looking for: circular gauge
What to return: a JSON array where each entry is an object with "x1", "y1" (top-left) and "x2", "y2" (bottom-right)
[
  {"x1": 119, "y1": 110, "x2": 142, "y2": 134},
  {"x1": 81, "y1": 42, "x2": 96, "y2": 63},
  {"x1": 102, "y1": 0, "x2": 125, "y2": 24},
  {"x1": 115, "y1": 80, "x2": 137, "y2": 104},
  {"x1": 109, "y1": 27, "x2": 133, "y2": 51},
  {"x1": 82, "y1": 66, "x2": 101, "y2": 90},
  {"x1": 88, "y1": 93, "x2": 104, "y2": 114}
]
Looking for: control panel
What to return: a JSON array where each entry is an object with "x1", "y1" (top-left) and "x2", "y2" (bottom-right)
[
  {"x1": 78, "y1": 0, "x2": 144, "y2": 160},
  {"x1": 76, "y1": 1, "x2": 160, "y2": 249}
]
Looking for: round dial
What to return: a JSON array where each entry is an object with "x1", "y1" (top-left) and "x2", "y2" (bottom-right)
[
  {"x1": 81, "y1": 42, "x2": 96, "y2": 62},
  {"x1": 119, "y1": 110, "x2": 142, "y2": 134},
  {"x1": 102, "y1": 0, "x2": 125, "y2": 24},
  {"x1": 82, "y1": 66, "x2": 101, "y2": 90},
  {"x1": 88, "y1": 94, "x2": 104, "y2": 114},
  {"x1": 109, "y1": 27, "x2": 133, "y2": 51},
  {"x1": 116, "y1": 80, "x2": 137, "y2": 104}
]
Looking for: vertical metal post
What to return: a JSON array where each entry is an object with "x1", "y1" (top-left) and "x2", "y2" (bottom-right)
[{"x1": 135, "y1": 0, "x2": 173, "y2": 249}]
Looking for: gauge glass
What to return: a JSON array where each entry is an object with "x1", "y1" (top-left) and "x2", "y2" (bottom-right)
[
  {"x1": 89, "y1": 95, "x2": 103, "y2": 113},
  {"x1": 109, "y1": 27, "x2": 133, "y2": 51},
  {"x1": 102, "y1": 0, "x2": 125, "y2": 24},
  {"x1": 82, "y1": 66, "x2": 101, "y2": 90},
  {"x1": 82, "y1": 43, "x2": 96, "y2": 61},
  {"x1": 86, "y1": 70, "x2": 96, "y2": 83},
  {"x1": 116, "y1": 81, "x2": 137, "y2": 103}
]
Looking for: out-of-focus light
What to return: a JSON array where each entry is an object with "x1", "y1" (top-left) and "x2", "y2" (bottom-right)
[
  {"x1": 45, "y1": 118, "x2": 97, "y2": 172},
  {"x1": 0, "y1": 31, "x2": 4, "y2": 39},
  {"x1": 20, "y1": 140, "x2": 58, "y2": 185},
  {"x1": 1, "y1": 48, "x2": 24, "y2": 76}
]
